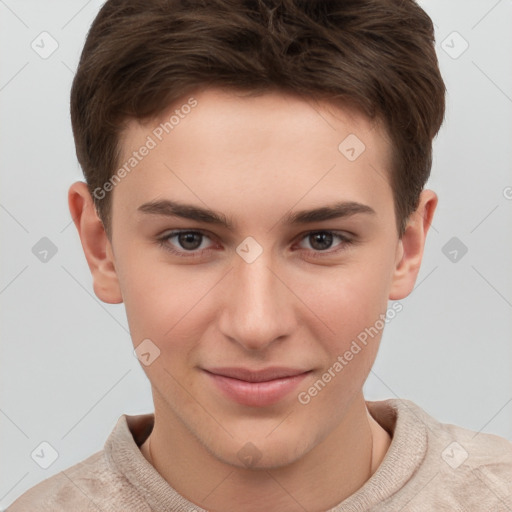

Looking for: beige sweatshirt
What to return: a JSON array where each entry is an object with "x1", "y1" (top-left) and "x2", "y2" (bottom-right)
[{"x1": 6, "y1": 398, "x2": 512, "y2": 511}]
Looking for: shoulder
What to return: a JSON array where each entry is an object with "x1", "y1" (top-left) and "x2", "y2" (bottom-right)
[
  {"x1": 434, "y1": 415, "x2": 512, "y2": 504},
  {"x1": 408, "y1": 398, "x2": 512, "y2": 473},
  {"x1": 389, "y1": 399, "x2": 512, "y2": 510},
  {"x1": 5, "y1": 450, "x2": 150, "y2": 511}
]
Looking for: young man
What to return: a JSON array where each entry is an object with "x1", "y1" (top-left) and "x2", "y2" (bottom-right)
[{"x1": 8, "y1": 0, "x2": 512, "y2": 510}]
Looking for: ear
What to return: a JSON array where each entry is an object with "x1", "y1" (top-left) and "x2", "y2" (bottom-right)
[
  {"x1": 68, "y1": 181, "x2": 123, "y2": 304},
  {"x1": 389, "y1": 189, "x2": 437, "y2": 300}
]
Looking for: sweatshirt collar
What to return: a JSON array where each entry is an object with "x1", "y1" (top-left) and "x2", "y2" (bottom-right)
[{"x1": 105, "y1": 398, "x2": 427, "y2": 511}]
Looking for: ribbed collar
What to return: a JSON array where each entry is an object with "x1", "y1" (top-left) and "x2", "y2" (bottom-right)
[{"x1": 105, "y1": 398, "x2": 428, "y2": 511}]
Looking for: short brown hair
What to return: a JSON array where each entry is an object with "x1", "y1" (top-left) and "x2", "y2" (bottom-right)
[{"x1": 70, "y1": 0, "x2": 445, "y2": 238}]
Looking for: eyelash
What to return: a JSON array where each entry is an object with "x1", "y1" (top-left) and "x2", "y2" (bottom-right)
[{"x1": 156, "y1": 229, "x2": 355, "y2": 260}]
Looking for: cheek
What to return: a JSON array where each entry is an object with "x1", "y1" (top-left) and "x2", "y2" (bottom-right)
[
  {"x1": 296, "y1": 252, "x2": 395, "y2": 396},
  {"x1": 311, "y1": 260, "x2": 393, "y2": 342},
  {"x1": 117, "y1": 250, "x2": 218, "y2": 355},
  {"x1": 114, "y1": 246, "x2": 173, "y2": 341},
  {"x1": 295, "y1": 266, "x2": 390, "y2": 412}
]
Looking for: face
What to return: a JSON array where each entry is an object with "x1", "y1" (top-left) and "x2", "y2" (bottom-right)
[{"x1": 78, "y1": 88, "x2": 423, "y2": 469}]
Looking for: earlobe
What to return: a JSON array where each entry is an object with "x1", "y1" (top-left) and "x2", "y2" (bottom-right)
[
  {"x1": 68, "y1": 181, "x2": 123, "y2": 304},
  {"x1": 389, "y1": 189, "x2": 437, "y2": 300}
]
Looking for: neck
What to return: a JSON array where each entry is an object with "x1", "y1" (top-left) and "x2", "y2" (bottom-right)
[{"x1": 141, "y1": 392, "x2": 390, "y2": 512}]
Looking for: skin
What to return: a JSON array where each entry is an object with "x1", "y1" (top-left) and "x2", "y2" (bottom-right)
[{"x1": 69, "y1": 87, "x2": 437, "y2": 512}]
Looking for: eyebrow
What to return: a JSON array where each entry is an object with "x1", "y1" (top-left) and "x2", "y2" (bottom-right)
[{"x1": 137, "y1": 199, "x2": 375, "y2": 230}]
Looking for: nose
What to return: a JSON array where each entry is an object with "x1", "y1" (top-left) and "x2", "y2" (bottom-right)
[{"x1": 218, "y1": 248, "x2": 296, "y2": 352}]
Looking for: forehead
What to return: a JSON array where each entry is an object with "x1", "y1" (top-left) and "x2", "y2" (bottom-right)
[{"x1": 112, "y1": 87, "x2": 394, "y2": 226}]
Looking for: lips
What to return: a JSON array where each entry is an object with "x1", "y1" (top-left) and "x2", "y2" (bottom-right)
[{"x1": 203, "y1": 366, "x2": 312, "y2": 407}]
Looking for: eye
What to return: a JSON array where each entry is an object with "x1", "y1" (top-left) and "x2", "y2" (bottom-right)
[
  {"x1": 296, "y1": 231, "x2": 354, "y2": 257},
  {"x1": 156, "y1": 229, "x2": 355, "y2": 260},
  {"x1": 157, "y1": 230, "x2": 215, "y2": 258}
]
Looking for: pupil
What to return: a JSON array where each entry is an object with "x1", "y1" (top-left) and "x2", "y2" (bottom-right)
[
  {"x1": 179, "y1": 232, "x2": 201, "y2": 250},
  {"x1": 311, "y1": 232, "x2": 332, "y2": 251},
  {"x1": 176, "y1": 232, "x2": 334, "y2": 252}
]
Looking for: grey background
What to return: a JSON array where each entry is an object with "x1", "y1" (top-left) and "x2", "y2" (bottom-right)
[{"x1": 1, "y1": 0, "x2": 511, "y2": 508}]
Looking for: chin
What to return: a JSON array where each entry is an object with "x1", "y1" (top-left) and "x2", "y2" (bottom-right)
[{"x1": 209, "y1": 432, "x2": 314, "y2": 471}]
